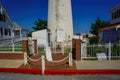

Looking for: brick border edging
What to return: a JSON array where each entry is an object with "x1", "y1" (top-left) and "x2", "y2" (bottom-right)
[{"x1": 0, "y1": 68, "x2": 120, "y2": 75}]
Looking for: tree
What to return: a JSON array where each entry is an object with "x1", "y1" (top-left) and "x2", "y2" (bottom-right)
[
  {"x1": 89, "y1": 17, "x2": 110, "y2": 44},
  {"x1": 90, "y1": 17, "x2": 110, "y2": 36},
  {"x1": 32, "y1": 18, "x2": 47, "y2": 31},
  {"x1": 89, "y1": 36, "x2": 99, "y2": 44},
  {"x1": 27, "y1": 18, "x2": 47, "y2": 37},
  {"x1": 27, "y1": 31, "x2": 32, "y2": 37}
]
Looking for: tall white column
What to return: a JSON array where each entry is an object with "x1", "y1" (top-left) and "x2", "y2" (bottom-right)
[
  {"x1": 48, "y1": 0, "x2": 57, "y2": 44},
  {"x1": 64, "y1": 0, "x2": 73, "y2": 41},
  {"x1": 48, "y1": 0, "x2": 73, "y2": 44}
]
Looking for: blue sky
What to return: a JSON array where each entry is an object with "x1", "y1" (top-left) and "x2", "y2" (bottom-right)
[{"x1": 0, "y1": 0, "x2": 120, "y2": 34}]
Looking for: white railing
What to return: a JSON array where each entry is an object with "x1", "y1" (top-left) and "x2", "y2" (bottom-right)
[
  {"x1": 81, "y1": 42, "x2": 120, "y2": 60},
  {"x1": 24, "y1": 52, "x2": 72, "y2": 75},
  {"x1": 52, "y1": 41, "x2": 72, "y2": 55},
  {"x1": 0, "y1": 36, "x2": 26, "y2": 46},
  {"x1": 0, "y1": 36, "x2": 27, "y2": 52}
]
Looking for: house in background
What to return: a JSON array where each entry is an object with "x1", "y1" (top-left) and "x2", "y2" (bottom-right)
[
  {"x1": 73, "y1": 33, "x2": 89, "y2": 43},
  {"x1": 99, "y1": 4, "x2": 120, "y2": 43},
  {"x1": 13, "y1": 22, "x2": 22, "y2": 37},
  {"x1": 0, "y1": 4, "x2": 23, "y2": 39}
]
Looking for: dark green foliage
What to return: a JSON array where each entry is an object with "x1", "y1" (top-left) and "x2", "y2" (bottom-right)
[
  {"x1": 89, "y1": 36, "x2": 99, "y2": 44},
  {"x1": 112, "y1": 42, "x2": 120, "y2": 56},
  {"x1": 27, "y1": 18, "x2": 47, "y2": 37},
  {"x1": 27, "y1": 31, "x2": 32, "y2": 37},
  {"x1": 90, "y1": 17, "x2": 110, "y2": 36},
  {"x1": 32, "y1": 18, "x2": 47, "y2": 31}
]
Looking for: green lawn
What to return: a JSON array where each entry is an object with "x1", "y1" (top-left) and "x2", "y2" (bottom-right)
[{"x1": 0, "y1": 45, "x2": 22, "y2": 52}]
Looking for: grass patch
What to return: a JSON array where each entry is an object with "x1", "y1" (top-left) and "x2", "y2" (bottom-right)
[
  {"x1": 83, "y1": 58, "x2": 97, "y2": 60},
  {"x1": 64, "y1": 48, "x2": 72, "y2": 54},
  {"x1": 0, "y1": 45, "x2": 22, "y2": 52}
]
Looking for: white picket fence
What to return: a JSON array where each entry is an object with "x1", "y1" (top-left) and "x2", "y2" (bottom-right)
[{"x1": 81, "y1": 42, "x2": 120, "y2": 60}]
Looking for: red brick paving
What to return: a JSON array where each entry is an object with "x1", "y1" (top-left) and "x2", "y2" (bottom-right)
[
  {"x1": 0, "y1": 53, "x2": 23, "y2": 60},
  {"x1": 20, "y1": 53, "x2": 76, "y2": 70}
]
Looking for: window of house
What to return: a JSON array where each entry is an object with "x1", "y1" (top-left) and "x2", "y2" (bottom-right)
[
  {"x1": 0, "y1": 28, "x2": 1, "y2": 36},
  {"x1": 0, "y1": 14, "x2": 6, "y2": 22},
  {"x1": 119, "y1": 9, "x2": 120, "y2": 17},
  {"x1": 3, "y1": 15, "x2": 5, "y2": 22},
  {"x1": 114, "y1": 11, "x2": 117, "y2": 19},
  {"x1": 0, "y1": 14, "x2": 2, "y2": 21},
  {"x1": 14, "y1": 30, "x2": 20, "y2": 36},
  {"x1": 4, "y1": 28, "x2": 8, "y2": 35},
  {"x1": 0, "y1": 28, "x2": 3, "y2": 35},
  {"x1": 9, "y1": 29, "x2": 11, "y2": 36},
  {"x1": 117, "y1": 10, "x2": 119, "y2": 18},
  {"x1": 112, "y1": 13, "x2": 114, "y2": 20}
]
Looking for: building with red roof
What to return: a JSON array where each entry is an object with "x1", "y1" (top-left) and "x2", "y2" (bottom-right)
[{"x1": 99, "y1": 4, "x2": 120, "y2": 43}]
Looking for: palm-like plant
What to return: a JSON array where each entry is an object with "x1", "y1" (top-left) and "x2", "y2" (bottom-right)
[{"x1": 32, "y1": 18, "x2": 47, "y2": 31}]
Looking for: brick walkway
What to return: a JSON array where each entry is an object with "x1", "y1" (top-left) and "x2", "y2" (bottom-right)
[
  {"x1": 20, "y1": 53, "x2": 76, "y2": 70},
  {"x1": 0, "y1": 53, "x2": 76, "y2": 69}
]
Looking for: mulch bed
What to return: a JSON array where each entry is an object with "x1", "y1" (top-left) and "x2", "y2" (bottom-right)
[{"x1": 0, "y1": 53, "x2": 76, "y2": 70}]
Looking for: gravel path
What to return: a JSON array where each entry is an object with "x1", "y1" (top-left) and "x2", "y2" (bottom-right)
[{"x1": 0, "y1": 73, "x2": 120, "y2": 80}]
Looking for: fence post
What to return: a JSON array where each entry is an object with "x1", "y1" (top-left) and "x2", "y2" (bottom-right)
[
  {"x1": 69, "y1": 53, "x2": 72, "y2": 66},
  {"x1": 42, "y1": 56, "x2": 45, "y2": 75},
  {"x1": 81, "y1": 43, "x2": 83, "y2": 61},
  {"x1": 22, "y1": 40, "x2": 28, "y2": 54},
  {"x1": 24, "y1": 52, "x2": 27, "y2": 65},
  {"x1": 72, "y1": 39, "x2": 81, "y2": 60},
  {"x1": 33, "y1": 39, "x2": 37, "y2": 54},
  {"x1": 12, "y1": 39, "x2": 15, "y2": 52},
  {"x1": 108, "y1": 42, "x2": 111, "y2": 60}
]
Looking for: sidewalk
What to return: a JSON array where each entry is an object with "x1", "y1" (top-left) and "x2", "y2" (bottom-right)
[
  {"x1": 75, "y1": 60, "x2": 120, "y2": 69},
  {"x1": 0, "y1": 60, "x2": 23, "y2": 68},
  {"x1": 0, "y1": 59, "x2": 120, "y2": 75}
]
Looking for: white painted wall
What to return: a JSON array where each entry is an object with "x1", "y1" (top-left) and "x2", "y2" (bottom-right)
[{"x1": 32, "y1": 29, "x2": 48, "y2": 47}]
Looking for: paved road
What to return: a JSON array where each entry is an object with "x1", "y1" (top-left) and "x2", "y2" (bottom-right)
[{"x1": 0, "y1": 73, "x2": 120, "y2": 80}]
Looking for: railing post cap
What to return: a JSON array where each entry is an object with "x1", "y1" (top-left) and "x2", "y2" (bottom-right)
[{"x1": 42, "y1": 55, "x2": 45, "y2": 58}]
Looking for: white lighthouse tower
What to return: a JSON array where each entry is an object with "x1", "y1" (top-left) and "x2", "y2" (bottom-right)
[{"x1": 48, "y1": 0, "x2": 73, "y2": 46}]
